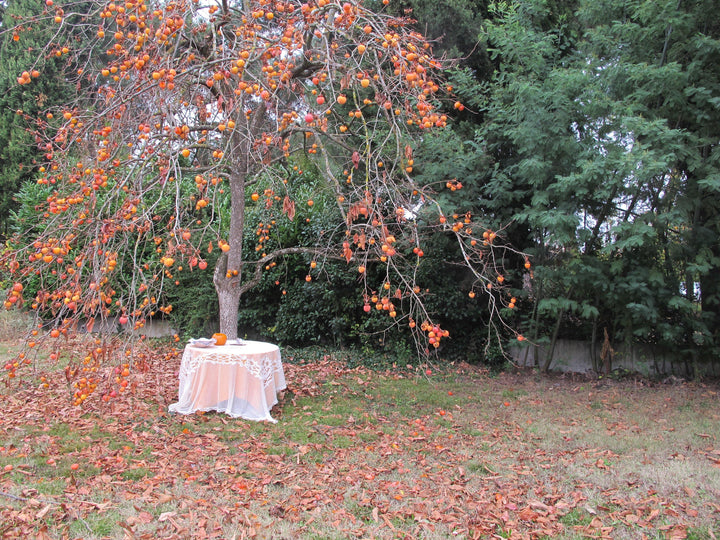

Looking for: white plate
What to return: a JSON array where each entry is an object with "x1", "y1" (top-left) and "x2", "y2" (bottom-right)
[
  {"x1": 189, "y1": 338, "x2": 216, "y2": 348},
  {"x1": 225, "y1": 338, "x2": 246, "y2": 346}
]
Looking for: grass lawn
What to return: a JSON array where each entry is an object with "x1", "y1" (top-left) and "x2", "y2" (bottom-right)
[{"x1": 0, "y1": 338, "x2": 718, "y2": 539}]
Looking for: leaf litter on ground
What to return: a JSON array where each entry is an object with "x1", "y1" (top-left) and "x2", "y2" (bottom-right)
[{"x1": 0, "y1": 339, "x2": 718, "y2": 539}]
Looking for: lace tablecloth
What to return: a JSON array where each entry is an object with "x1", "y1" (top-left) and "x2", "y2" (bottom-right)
[{"x1": 169, "y1": 340, "x2": 286, "y2": 422}]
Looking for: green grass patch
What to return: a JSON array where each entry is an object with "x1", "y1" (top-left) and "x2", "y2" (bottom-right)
[
  {"x1": 466, "y1": 460, "x2": 495, "y2": 476},
  {"x1": 558, "y1": 508, "x2": 594, "y2": 527},
  {"x1": 68, "y1": 509, "x2": 122, "y2": 537},
  {"x1": 501, "y1": 388, "x2": 527, "y2": 400},
  {"x1": 120, "y1": 466, "x2": 152, "y2": 481}
]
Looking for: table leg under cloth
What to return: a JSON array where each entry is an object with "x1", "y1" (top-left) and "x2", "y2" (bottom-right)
[{"x1": 169, "y1": 341, "x2": 286, "y2": 422}]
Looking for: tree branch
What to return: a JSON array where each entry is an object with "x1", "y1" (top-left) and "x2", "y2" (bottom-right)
[{"x1": 239, "y1": 247, "x2": 340, "y2": 296}]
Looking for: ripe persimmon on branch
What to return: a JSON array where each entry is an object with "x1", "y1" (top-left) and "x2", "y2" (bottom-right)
[{"x1": 2, "y1": 0, "x2": 523, "y2": 401}]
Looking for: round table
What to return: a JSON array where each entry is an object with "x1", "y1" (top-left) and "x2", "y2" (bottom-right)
[{"x1": 169, "y1": 340, "x2": 286, "y2": 422}]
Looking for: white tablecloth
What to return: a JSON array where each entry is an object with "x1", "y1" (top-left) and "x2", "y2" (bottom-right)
[{"x1": 169, "y1": 340, "x2": 286, "y2": 422}]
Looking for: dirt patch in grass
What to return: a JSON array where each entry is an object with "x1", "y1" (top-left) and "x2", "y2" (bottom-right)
[{"x1": 1, "y1": 341, "x2": 718, "y2": 539}]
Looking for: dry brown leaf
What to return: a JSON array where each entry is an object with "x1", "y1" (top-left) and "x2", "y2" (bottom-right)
[{"x1": 158, "y1": 511, "x2": 177, "y2": 522}]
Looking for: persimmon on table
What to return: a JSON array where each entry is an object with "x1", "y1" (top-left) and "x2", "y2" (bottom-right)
[{"x1": 169, "y1": 340, "x2": 286, "y2": 422}]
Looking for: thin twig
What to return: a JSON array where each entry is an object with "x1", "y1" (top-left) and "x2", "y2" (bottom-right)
[{"x1": 0, "y1": 490, "x2": 57, "y2": 505}]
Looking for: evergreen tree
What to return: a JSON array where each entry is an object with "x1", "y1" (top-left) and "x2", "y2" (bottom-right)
[
  {"x1": 0, "y1": 0, "x2": 74, "y2": 239},
  {"x1": 471, "y1": 0, "x2": 720, "y2": 372}
]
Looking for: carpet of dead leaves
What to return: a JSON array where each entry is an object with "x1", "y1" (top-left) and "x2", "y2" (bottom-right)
[{"x1": 1, "y1": 339, "x2": 719, "y2": 539}]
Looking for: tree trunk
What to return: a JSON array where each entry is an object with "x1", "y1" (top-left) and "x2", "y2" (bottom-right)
[
  {"x1": 213, "y1": 166, "x2": 246, "y2": 339},
  {"x1": 217, "y1": 280, "x2": 242, "y2": 339},
  {"x1": 542, "y1": 306, "x2": 564, "y2": 373},
  {"x1": 214, "y1": 251, "x2": 241, "y2": 339},
  {"x1": 212, "y1": 103, "x2": 265, "y2": 339},
  {"x1": 600, "y1": 327, "x2": 614, "y2": 376},
  {"x1": 525, "y1": 279, "x2": 543, "y2": 368},
  {"x1": 590, "y1": 316, "x2": 599, "y2": 373}
]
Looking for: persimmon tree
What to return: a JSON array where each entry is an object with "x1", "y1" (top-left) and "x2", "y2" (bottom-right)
[{"x1": 2, "y1": 0, "x2": 521, "y2": 399}]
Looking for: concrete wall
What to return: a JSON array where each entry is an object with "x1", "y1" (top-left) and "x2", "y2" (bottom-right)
[
  {"x1": 511, "y1": 339, "x2": 689, "y2": 377},
  {"x1": 134, "y1": 319, "x2": 178, "y2": 338}
]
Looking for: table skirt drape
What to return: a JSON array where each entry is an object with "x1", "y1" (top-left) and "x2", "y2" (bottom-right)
[{"x1": 169, "y1": 341, "x2": 286, "y2": 422}]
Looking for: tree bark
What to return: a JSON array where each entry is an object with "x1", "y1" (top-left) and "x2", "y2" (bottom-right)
[
  {"x1": 213, "y1": 101, "x2": 266, "y2": 339},
  {"x1": 600, "y1": 327, "x2": 614, "y2": 376},
  {"x1": 542, "y1": 306, "x2": 565, "y2": 373},
  {"x1": 590, "y1": 316, "x2": 599, "y2": 373},
  {"x1": 217, "y1": 276, "x2": 242, "y2": 340},
  {"x1": 213, "y1": 167, "x2": 246, "y2": 339}
]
